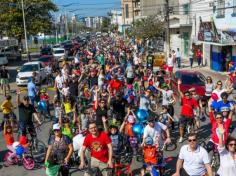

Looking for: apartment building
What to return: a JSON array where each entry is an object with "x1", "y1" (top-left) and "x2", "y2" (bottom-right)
[{"x1": 121, "y1": 0, "x2": 141, "y2": 25}]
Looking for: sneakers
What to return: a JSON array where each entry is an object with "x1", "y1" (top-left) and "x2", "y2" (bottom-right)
[{"x1": 179, "y1": 137, "x2": 183, "y2": 143}]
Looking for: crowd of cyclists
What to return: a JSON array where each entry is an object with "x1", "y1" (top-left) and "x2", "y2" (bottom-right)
[{"x1": 0, "y1": 34, "x2": 236, "y2": 176}]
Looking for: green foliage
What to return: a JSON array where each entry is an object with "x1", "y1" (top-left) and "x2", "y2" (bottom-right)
[
  {"x1": 128, "y1": 15, "x2": 165, "y2": 39},
  {"x1": 0, "y1": 0, "x2": 58, "y2": 41},
  {"x1": 101, "y1": 17, "x2": 111, "y2": 32}
]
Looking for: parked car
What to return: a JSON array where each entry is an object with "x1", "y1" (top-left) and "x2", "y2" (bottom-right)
[
  {"x1": 171, "y1": 70, "x2": 206, "y2": 96},
  {"x1": 53, "y1": 48, "x2": 65, "y2": 62},
  {"x1": 0, "y1": 53, "x2": 8, "y2": 66},
  {"x1": 2, "y1": 46, "x2": 21, "y2": 60},
  {"x1": 40, "y1": 47, "x2": 52, "y2": 56},
  {"x1": 16, "y1": 61, "x2": 46, "y2": 86},
  {"x1": 38, "y1": 55, "x2": 55, "y2": 67}
]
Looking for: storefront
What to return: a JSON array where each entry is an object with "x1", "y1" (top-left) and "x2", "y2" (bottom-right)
[{"x1": 198, "y1": 20, "x2": 236, "y2": 72}]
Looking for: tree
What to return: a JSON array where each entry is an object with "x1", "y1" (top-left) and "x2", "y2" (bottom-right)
[
  {"x1": 128, "y1": 15, "x2": 165, "y2": 40},
  {"x1": 101, "y1": 17, "x2": 111, "y2": 32},
  {"x1": 0, "y1": 0, "x2": 58, "y2": 43}
]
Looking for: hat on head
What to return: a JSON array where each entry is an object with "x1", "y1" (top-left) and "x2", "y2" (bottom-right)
[{"x1": 53, "y1": 123, "x2": 61, "y2": 130}]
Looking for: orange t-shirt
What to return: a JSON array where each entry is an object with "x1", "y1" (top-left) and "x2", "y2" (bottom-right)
[
  {"x1": 125, "y1": 123, "x2": 133, "y2": 137},
  {"x1": 4, "y1": 133, "x2": 14, "y2": 145},
  {"x1": 143, "y1": 146, "x2": 157, "y2": 164}
]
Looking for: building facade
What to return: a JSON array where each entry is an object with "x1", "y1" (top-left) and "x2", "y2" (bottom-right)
[
  {"x1": 121, "y1": 0, "x2": 141, "y2": 25},
  {"x1": 110, "y1": 10, "x2": 123, "y2": 32}
]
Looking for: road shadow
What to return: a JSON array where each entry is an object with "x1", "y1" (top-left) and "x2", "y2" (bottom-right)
[{"x1": 0, "y1": 149, "x2": 8, "y2": 162}]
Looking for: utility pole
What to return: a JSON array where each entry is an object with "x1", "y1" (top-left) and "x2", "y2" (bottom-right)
[
  {"x1": 21, "y1": 0, "x2": 29, "y2": 61},
  {"x1": 132, "y1": 0, "x2": 135, "y2": 25},
  {"x1": 165, "y1": 0, "x2": 170, "y2": 56}
]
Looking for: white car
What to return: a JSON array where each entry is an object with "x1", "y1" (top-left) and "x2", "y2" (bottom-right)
[
  {"x1": 16, "y1": 61, "x2": 46, "y2": 86},
  {"x1": 0, "y1": 53, "x2": 8, "y2": 66},
  {"x1": 53, "y1": 48, "x2": 65, "y2": 61}
]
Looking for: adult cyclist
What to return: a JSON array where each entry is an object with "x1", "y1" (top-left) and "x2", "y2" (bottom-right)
[{"x1": 16, "y1": 90, "x2": 41, "y2": 140}]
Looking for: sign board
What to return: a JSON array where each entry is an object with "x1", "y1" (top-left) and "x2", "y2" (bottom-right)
[{"x1": 0, "y1": 39, "x2": 18, "y2": 48}]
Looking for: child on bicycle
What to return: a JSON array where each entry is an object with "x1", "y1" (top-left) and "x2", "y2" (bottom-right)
[
  {"x1": 141, "y1": 137, "x2": 159, "y2": 176},
  {"x1": 109, "y1": 125, "x2": 124, "y2": 155},
  {"x1": 59, "y1": 110, "x2": 76, "y2": 139},
  {"x1": 4, "y1": 122, "x2": 15, "y2": 161},
  {"x1": 1, "y1": 95, "x2": 14, "y2": 127},
  {"x1": 39, "y1": 88, "x2": 51, "y2": 117},
  {"x1": 159, "y1": 105, "x2": 174, "y2": 128},
  {"x1": 53, "y1": 95, "x2": 61, "y2": 122}
]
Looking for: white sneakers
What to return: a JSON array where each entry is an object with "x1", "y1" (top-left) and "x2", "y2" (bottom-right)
[{"x1": 179, "y1": 137, "x2": 183, "y2": 143}]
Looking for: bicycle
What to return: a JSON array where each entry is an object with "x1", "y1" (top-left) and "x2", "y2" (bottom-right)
[
  {"x1": 46, "y1": 73, "x2": 54, "y2": 87},
  {"x1": 69, "y1": 167, "x2": 114, "y2": 176},
  {"x1": 113, "y1": 153, "x2": 133, "y2": 176},
  {"x1": 199, "y1": 140, "x2": 220, "y2": 174},
  {"x1": 4, "y1": 150, "x2": 35, "y2": 170},
  {"x1": 18, "y1": 125, "x2": 47, "y2": 163}
]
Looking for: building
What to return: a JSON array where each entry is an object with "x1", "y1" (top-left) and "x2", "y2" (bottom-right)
[
  {"x1": 84, "y1": 17, "x2": 94, "y2": 28},
  {"x1": 121, "y1": 0, "x2": 141, "y2": 25},
  {"x1": 110, "y1": 10, "x2": 123, "y2": 32}
]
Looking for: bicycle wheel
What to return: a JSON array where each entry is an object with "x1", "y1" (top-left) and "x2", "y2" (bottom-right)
[
  {"x1": 165, "y1": 141, "x2": 177, "y2": 151},
  {"x1": 212, "y1": 152, "x2": 220, "y2": 174},
  {"x1": 23, "y1": 156, "x2": 35, "y2": 170},
  {"x1": 30, "y1": 139, "x2": 47, "y2": 163},
  {"x1": 3, "y1": 151, "x2": 14, "y2": 166}
]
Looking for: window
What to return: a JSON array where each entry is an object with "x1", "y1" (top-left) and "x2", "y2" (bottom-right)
[
  {"x1": 233, "y1": 0, "x2": 236, "y2": 15},
  {"x1": 217, "y1": 0, "x2": 225, "y2": 18},
  {"x1": 183, "y1": 3, "x2": 189, "y2": 15},
  {"x1": 125, "y1": 4, "x2": 129, "y2": 18}
]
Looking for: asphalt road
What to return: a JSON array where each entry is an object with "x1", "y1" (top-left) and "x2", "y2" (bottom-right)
[{"x1": 0, "y1": 59, "x2": 235, "y2": 176}]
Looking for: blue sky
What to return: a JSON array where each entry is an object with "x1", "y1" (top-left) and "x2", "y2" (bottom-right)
[{"x1": 53, "y1": 0, "x2": 121, "y2": 17}]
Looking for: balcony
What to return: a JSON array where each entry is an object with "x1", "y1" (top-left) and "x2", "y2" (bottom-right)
[{"x1": 179, "y1": 15, "x2": 192, "y2": 26}]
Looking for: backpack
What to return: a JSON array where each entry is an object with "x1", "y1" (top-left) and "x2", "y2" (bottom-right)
[{"x1": 110, "y1": 133, "x2": 123, "y2": 153}]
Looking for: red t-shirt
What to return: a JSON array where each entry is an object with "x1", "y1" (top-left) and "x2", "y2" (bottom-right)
[
  {"x1": 109, "y1": 79, "x2": 123, "y2": 91},
  {"x1": 83, "y1": 131, "x2": 111, "y2": 163},
  {"x1": 40, "y1": 94, "x2": 50, "y2": 105},
  {"x1": 181, "y1": 97, "x2": 198, "y2": 117},
  {"x1": 209, "y1": 112, "x2": 231, "y2": 145},
  {"x1": 4, "y1": 133, "x2": 14, "y2": 145}
]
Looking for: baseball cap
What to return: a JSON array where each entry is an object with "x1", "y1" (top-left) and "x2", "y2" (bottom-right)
[{"x1": 53, "y1": 123, "x2": 61, "y2": 130}]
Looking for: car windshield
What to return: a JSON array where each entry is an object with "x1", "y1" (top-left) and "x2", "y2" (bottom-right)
[
  {"x1": 181, "y1": 74, "x2": 205, "y2": 86},
  {"x1": 38, "y1": 57, "x2": 49, "y2": 62},
  {"x1": 54, "y1": 50, "x2": 64, "y2": 54},
  {"x1": 20, "y1": 64, "x2": 38, "y2": 72}
]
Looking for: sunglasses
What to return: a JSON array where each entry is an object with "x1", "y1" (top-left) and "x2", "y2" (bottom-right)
[
  {"x1": 54, "y1": 129, "x2": 60, "y2": 132},
  {"x1": 100, "y1": 101, "x2": 105, "y2": 104},
  {"x1": 188, "y1": 139, "x2": 197, "y2": 142},
  {"x1": 228, "y1": 143, "x2": 236, "y2": 147},
  {"x1": 185, "y1": 94, "x2": 190, "y2": 96},
  {"x1": 89, "y1": 126, "x2": 97, "y2": 130}
]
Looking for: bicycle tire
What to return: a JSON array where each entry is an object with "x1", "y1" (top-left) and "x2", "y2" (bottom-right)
[
  {"x1": 23, "y1": 156, "x2": 35, "y2": 170},
  {"x1": 165, "y1": 141, "x2": 177, "y2": 151},
  {"x1": 30, "y1": 139, "x2": 47, "y2": 163},
  {"x1": 212, "y1": 152, "x2": 220, "y2": 173}
]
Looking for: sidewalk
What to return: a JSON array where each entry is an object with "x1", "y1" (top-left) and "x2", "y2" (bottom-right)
[{"x1": 175, "y1": 59, "x2": 227, "y2": 82}]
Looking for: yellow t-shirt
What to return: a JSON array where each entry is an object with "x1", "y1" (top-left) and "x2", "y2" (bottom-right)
[
  {"x1": 1, "y1": 100, "x2": 13, "y2": 114},
  {"x1": 64, "y1": 102, "x2": 72, "y2": 114}
]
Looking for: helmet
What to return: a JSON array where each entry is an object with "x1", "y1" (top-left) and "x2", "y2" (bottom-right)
[
  {"x1": 144, "y1": 136, "x2": 153, "y2": 145},
  {"x1": 127, "y1": 115, "x2": 135, "y2": 124},
  {"x1": 40, "y1": 88, "x2": 47, "y2": 93},
  {"x1": 12, "y1": 141, "x2": 20, "y2": 149},
  {"x1": 211, "y1": 93, "x2": 218, "y2": 101}
]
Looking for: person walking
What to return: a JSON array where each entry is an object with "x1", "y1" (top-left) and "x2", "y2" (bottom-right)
[
  {"x1": 172, "y1": 133, "x2": 213, "y2": 176},
  {"x1": 27, "y1": 77, "x2": 38, "y2": 106},
  {"x1": 176, "y1": 48, "x2": 181, "y2": 68},
  {"x1": 197, "y1": 49, "x2": 203, "y2": 68}
]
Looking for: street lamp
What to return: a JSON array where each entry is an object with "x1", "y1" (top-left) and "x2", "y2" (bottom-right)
[{"x1": 21, "y1": 0, "x2": 29, "y2": 61}]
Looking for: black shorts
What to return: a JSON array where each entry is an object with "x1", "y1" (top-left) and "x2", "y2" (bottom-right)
[{"x1": 179, "y1": 116, "x2": 194, "y2": 127}]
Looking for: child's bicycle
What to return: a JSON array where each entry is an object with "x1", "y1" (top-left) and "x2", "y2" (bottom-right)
[
  {"x1": 4, "y1": 150, "x2": 35, "y2": 170},
  {"x1": 113, "y1": 152, "x2": 133, "y2": 176},
  {"x1": 69, "y1": 167, "x2": 114, "y2": 176}
]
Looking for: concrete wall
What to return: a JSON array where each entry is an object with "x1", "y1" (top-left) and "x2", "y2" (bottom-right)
[{"x1": 214, "y1": 0, "x2": 236, "y2": 30}]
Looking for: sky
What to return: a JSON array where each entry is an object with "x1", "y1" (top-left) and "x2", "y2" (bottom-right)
[{"x1": 53, "y1": 0, "x2": 121, "y2": 17}]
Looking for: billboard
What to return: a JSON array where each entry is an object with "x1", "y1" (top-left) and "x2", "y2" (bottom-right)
[{"x1": 198, "y1": 20, "x2": 220, "y2": 43}]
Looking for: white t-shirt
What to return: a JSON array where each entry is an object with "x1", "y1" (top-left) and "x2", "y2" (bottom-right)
[
  {"x1": 212, "y1": 88, "x2": 226, "y2": 101},
  {"x1": 143, "y1": 122, "x2": 167, "y2": 146},
  {"x1": 217, "y1": 147, "x2": 236, "y2": 176},
  {"x1": 73, "y1": 134, "x2": 85, "y2": 156},
  {"x1": 167, "y1": 56, "x2": 174, "y2": 67},
  {"x1": 179, "y1": 145, "x2": 210, "y2": 176},
  {"x1": 55, "y1": 75, "x2": 64, "y2": 89},
  {"x1": 139, "y1": 96, "x2": 150, "y2": 111},
  {"x1": 98, "y1": 74, "x2": 104, "y2": 87},
  {"x1": 126, "y1": 66, "x2": 134, "y2": 78},
  {"x1": 161, "y1": 90, "x2": 174, "y2": 106}
]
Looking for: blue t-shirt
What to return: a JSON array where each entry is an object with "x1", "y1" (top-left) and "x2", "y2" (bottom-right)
[
  {"x1": 27, "y1": 81, "x2": 37, "y2": 97},
  {"x1": 216, "y1": 100, "x2": 231, "y2": 112}
]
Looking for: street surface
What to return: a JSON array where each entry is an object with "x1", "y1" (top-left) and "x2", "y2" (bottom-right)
[{"x1": 0, "y1": 58, "x2": 235, "y2": 176}]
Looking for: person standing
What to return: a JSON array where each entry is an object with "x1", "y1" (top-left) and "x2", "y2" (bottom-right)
[
  {"x1": 27, "y1": 77, "x2": 38, "y2": 106},
  {"x1": 189, "y1": 49, "x2": 194, "y2": 68},
  {"x1": 0, "y1": 66, "x2": 10, "y2": 96},
  {"x1": 172, "y1": 133, "x2": 213, "y2": 176},
  {"x1": 197, "y1": 49, "x2": 203, "y2": 68},
  {"x1": 167, "y1": 53, "x2": 174, "y2": 74},
  {"x1": 176, "y1": 48, "x2": 181, "y2": 68},
  {"x1": 217, "y1": 127, "x2": 236, "y2": 176},
  {"x1": 79, "y1": 122, "x2": 113, "y2": 176},
  {"x1": 146, "y1": 51, "x2": 154, "y2": 70}
]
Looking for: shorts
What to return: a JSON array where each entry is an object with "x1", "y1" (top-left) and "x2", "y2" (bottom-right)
[
  {"x1": 3, "y1": 112, "x2": 16, "y2": 120},
  {"x1": 168, "y1": 66, "x2": 173, "y2": 72},
  {"x1": 1, "y1": 78, "x2": 9, "y2": 85},
  {"x1": 179, "y1": 116, "x2": 194, "y2": 128}
]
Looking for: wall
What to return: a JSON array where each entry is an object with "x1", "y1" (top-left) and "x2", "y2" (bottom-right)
[
  {"x1": 211, "y1": 45, "x2": 221, "y2": 71},
  {"x1": 232, "y1": 45, "x2": 236, "y2": 67},
  {"x1": 214, "y1": 0, "x2": 236, "y2": 30}
]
